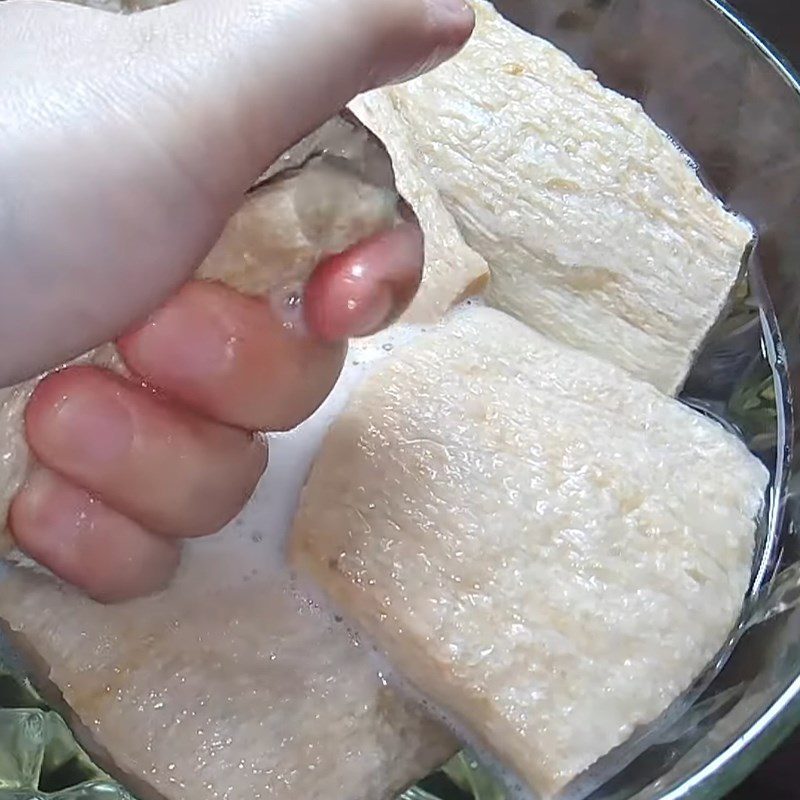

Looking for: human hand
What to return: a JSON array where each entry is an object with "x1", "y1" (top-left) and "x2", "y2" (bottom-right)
[{"x1": 0, "y1": 0, "x2": 474, "y2": 600}]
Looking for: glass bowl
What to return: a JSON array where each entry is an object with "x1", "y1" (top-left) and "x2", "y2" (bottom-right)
[
  {"x1": 479, "y1": 2, "x2": 800, "y2": 798},
  {"x1": 1, "y1": 1, "x2": 799, "y2": 799}
]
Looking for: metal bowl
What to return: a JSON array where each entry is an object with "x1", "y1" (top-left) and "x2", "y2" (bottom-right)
[{"x1": 1, "y1": 2, "x2": 799, "y2": 799}]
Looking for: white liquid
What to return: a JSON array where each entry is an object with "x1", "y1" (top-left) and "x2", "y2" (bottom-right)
[{"x1": 269, "y1": 299, "x2": 540, "y2": 800}]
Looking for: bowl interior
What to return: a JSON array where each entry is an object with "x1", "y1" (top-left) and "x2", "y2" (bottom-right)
[
  {"x1": 486, "y1": 1, "x2": 800, "y2": 798},
  {"x1": 2, "y1": 2, "x2": 800, "y2": 800}
]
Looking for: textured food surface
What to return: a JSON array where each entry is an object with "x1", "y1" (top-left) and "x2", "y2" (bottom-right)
[
  {"x1": 350, "y1": 92, "x2": 490, "y2": 323},
  {"x1": 291, "y1": 306, "x2": 768, "y2": 798},
  {"x1": 0, "y1": 335, "x2": 457, "y2": 800},
  {"x1": 198, "y1": 114, "x2": 400, "y2": 297},
  {"x1": 388, "y1": 0, "x2": 754, "y2": 394}
]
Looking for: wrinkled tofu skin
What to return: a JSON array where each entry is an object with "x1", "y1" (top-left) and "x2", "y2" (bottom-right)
[
  {"x1": 291, "y1": 306, "x2": 768, "y2": 798},
  {"x1": 199, "y1": 115, "x2": 400, "y2": 296},
  {"x1": 0, "y1": 516, "x2": 456, "y2": 800},
  {"x1": 387, "y1": 0, "x2": 753, "y2": 394},
  {"x1": 349, "y1": 92, "x2": 489, "y2": 323}
]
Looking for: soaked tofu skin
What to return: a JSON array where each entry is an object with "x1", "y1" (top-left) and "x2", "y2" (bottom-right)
[
  {"x1": 349, "y1": 92, "x2": 490, "y2": 323},
  {"x1": 0, "y1": 392, "x2": 458, "y2": 800},
  {"x1": 291, "y1": 306, "x2": 768, "y2": 798},
  {"x1": 387, "y1": 0, "x2": 754, "y2": 394},
  {"x1": 197, "y1": 115, "x2": 400, "y2": 298}
]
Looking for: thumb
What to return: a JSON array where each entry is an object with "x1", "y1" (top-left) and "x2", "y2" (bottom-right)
[{"x1": 0, "y1": 0, "x2": 473, "y2": 386}]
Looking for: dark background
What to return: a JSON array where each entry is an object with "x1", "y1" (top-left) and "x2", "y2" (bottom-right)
[
  {"x1": 730, "y1": 0, "x2": 798, "y2": 63},
  {"x1": 723, "y1": 4, "x2": 799, "y2": 797}
]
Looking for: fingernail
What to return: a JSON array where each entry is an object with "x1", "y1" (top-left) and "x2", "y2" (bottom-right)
[
  {"x1": 49, "y1": 386, "x2": 134, "y2": 466},
  {"x1": 371, "y1": 0, "x2": 474, "y2": 90},
  {"x1": 12, "y1": 469, "x2": 93, "y2": 561},
  {"x1": 123, "y1": 292, "x2": 233, "y2": 381},
  {"x1": 351, "y1": 281, "x2": 396, "y2": 338},
  {"x1": 304, "y1": 257, "x2": 396, "y2": 342},
  {"x1": 427, "y1": 0, "x2": 474, "y2": 34},
  {"x1": 304, "y1": 222, "x2": 423, "y2": 341}
]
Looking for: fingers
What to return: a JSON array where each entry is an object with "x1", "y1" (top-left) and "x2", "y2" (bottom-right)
[
  {"x1": 0, "y1": 0, "x2": 473, "y2": 385},
  {"x1": 304, "y1": 219, "x2": 424, "y2": 341},
  {"x1": 118, "y1": 281, "x2": 347, "y2": 433},
  {"x1": 116, "y1": 219, "x2": 424, "y2": 429},
  {"x1": 13, "y1": 218, "x2": 419, "y2": 601},
  {"x1": 24, "y1": 367, "x2": 268, "y2": 539},
  {"x1": 10, "y1": 469, "x2": 181, "y2": 604},
  {"x1": 13, "y1": 204, "x2": 423, "y2": 599}
]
